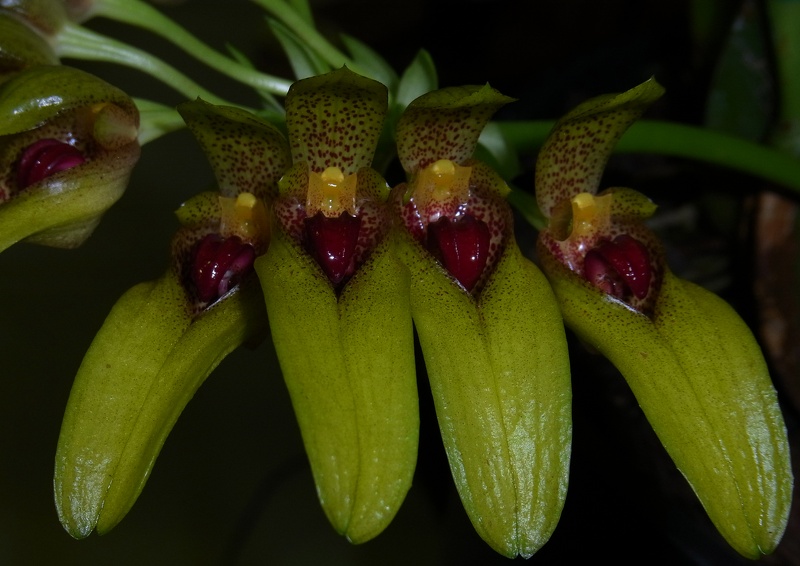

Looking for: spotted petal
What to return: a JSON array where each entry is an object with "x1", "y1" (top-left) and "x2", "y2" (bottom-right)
[
  {"x1": 285, "y1": 66, "x2": 387, "y2": 175},
  {"x1": 534, "y1": 78, "x2": 664, "y2": 219},
  {"x1": 396, "y1": 84, "x2": 515, "y2": 174},
  {"x1": 177, "y1": 99, "x2": 291, "y2": 202}
]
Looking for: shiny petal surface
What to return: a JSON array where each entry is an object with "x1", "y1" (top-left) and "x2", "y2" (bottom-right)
[
  {"x1": 396, "y1": 223, "x2": 571, "y2": 558},
  {"x1": 538, "y1": 245, "x2": 792, "y2": 558},
  {"x1": 54, "y1": 272, "x2": 267, "y2": 538}
]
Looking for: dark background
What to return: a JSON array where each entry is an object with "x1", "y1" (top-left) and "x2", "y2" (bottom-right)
[{"x1": 1, "y1": 0, "x2": 798, "y2": 564}]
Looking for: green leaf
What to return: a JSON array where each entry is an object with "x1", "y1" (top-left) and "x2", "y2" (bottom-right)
[
  {"x1": 224, "y1": 43, "x2": 285, "y2": 114},
  {"x1": 476, "y1": 121, "x2": 522, "y2": 179},
  {"x1": 705, "y1": 2, "x2": 773, "y2": 140},
  {"x1": 394, "y1": 49, "x2": 438, "y2": 113},
  {"x1": 268, "y1": 17, "x2": 330, "y2": 80},
  {"x1": 534, "y1": 78, "x2": 664, "y2": 219},
  {"x1": 340, "y1": 33, "x2": 398, "y2": 92}
]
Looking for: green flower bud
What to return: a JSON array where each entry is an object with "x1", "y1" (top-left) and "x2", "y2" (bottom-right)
[{"x1": 0, "y1": 65, "x2": 139, "y2": 252}]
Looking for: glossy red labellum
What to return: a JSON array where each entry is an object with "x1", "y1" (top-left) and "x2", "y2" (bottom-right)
[
  {"x1": 303, "y1": 211, "x2": 362, "y2": 288},
  {"x1": 583, "y1": 234, "x2": 652, "y2": 300},
  {"x1": 427, "y1": 214, "x2": 490, "y2": 293},
  {"x1": 17, "y1": 138, "x2": 86, "y2": 189},
  {"x1": 191, "y1": 234, "x2": 256, "y2": 303}
]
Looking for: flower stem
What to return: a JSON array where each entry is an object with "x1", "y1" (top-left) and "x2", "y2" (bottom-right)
[
  {"x1": 497, "y1": 120, "x2": 800, "y2": 194},
  {"x1": 135, "y1": 99, "x2": 186, "y2": 146},
  {"x1": 90, "y1": 0, "x2": 292, "y2": 97},
  {"x1": 250, "y1": 0, "x2": 363, "y2": 73},
  {"x1": 55, "y1": 22, "x2": 234, "y2": 106}
]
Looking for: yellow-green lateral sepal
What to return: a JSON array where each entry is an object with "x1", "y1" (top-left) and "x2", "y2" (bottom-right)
[
  {"x1": 54, "y1": 271, "x2": 267, "y2": 538},
  {"x1": 535, "y1": 78, "x2": 664, "y2": 219},
  {"x1": 397, "y1": 226, "x2": 571, "y2": 558},
  {"x1": 396, "y1": 84, "x2": 515, "y2": 174},
  {"x1": 538, "y1": 247, "x2": 792, "y2": 558},
  {"x1": 284, "y1": 67, "x2": 388, "y2": 175},
  {"x1": 177, "y1": 99, "x2": 291, "y2": 201},
  {"x1": 255, "y1": 221, "x2": 417, "y2": 543}
]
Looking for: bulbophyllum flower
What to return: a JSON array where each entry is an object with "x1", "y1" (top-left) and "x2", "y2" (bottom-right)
[
  {"x1": 391, "y1": 86, "x2": 571, "y2": 558},
  {"x1": 0, "y1": 65, "x2": 139, "y2": 252},
  {"x1": 54, "y1": 100, "x2": 288, "y2": 539},
  {"x1": 254, "y1": 68, "x2": 418, "y2": 544},
  {"x1": 534, "y1": 78, "x2": 793, "y2": 559}
]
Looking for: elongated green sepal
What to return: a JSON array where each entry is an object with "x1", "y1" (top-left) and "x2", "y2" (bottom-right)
[
  {"x1": 396, "y1": 223, "x2": 571, "y2": 558},
  {"x1": 54, "y1": 270, "x2": 267, "y2": 538},
  {"x1": 255, "y1": 224, "x2": 417, "y2": 543},
  {"x1": 539, "y1": 249, "x2": 792, "y2": 557}
]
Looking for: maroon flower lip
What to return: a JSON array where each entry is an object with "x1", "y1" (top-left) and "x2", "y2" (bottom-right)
[
  {"x1": 583, "y1": 234, "x2": 652, "y2": 301},
  {"x1": 17, "y1": 138, "x2": 86, "y2": 189},
  {"x1": 303, "y1": 211, "x2": 362, "y2": 287},
  {"x1": 274, "y1": 165, "x2": 387, "y2": 291},
  {"x1": 397, "y1": 159, "x2": 508, "y2": 294},
  {"x1": 190, "y1": 233, "x2": 256, "y2": 304},
  {"x1": 426, "y1": 214, "x2": 491, "y2": 293}
]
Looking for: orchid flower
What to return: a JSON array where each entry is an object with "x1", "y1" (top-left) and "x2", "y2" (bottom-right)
[
  {"x1": 534, "y1": 78, "x2": 793, "y2": 559},
  {"x1": 54, "y1": 100, "x2": 288, "y2": 538},
  {"x1": 391, "y1": 85, "x2": 572, "y2": 558},
  {"x1": 254, "y1": 67, "x2": 418, "y2": 544}
]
